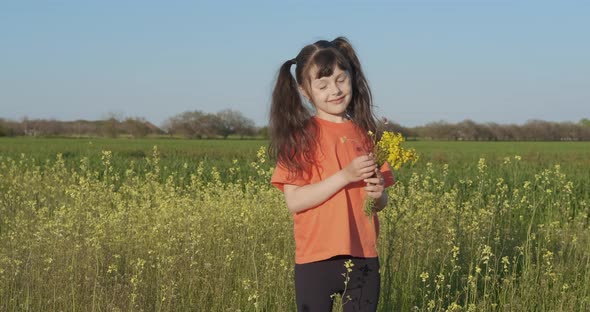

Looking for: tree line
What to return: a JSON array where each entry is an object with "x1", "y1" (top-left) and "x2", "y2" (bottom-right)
[
  {"x1": 161, "y1": 109, "x2": 257, "y2": 139},
  {"x1": 381, "y1": 118, "x2": 590, "y2": 141},
  {"x1": 1, "y1": 110, "x2": 589, "y2": 141},
  {"x1": 0, "y1": 109, "x2": 258, "y2": 139},
  {"x1": 0, "y1": 116, "x2": 163, "y2": 138}
]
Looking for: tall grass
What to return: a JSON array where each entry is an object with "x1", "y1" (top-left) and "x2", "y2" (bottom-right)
[
  {"x1": 379, "y1": 158, "x2": 589, "y2": 311},
  {"x1": 0, "y1": 143, "x2": 589, "y2": 311}
]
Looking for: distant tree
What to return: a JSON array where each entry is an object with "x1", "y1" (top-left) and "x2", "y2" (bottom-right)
[
  {"x1": 0, "y1": 120, "x2": 6, "y2": 137},
  {"x1": 258, "y1": 126, "x2": 269, "y2": 139},
  {"x1": 102, "y1": 117, "x2": 120, "y2": 138},
  {"x1": 565, "y1": 122, "x2": 590, "y2": 140},
  {"x1": 37, "y1": 119, "x2": 64, "y2": 136},
  {"x1": 198, "y1": 113, "x2": 223, "y2": 138},
  {"x1": 72, "y1": 121, "x2": 84, "y2": 137},
  {"x1": 522, "y1": 120, "x2": 546, "y2": 141},
  {"x1": 419, "y1": 121, "x2": 456, "y2": 140},
  {"x1": 0, "y1": 119, "x2": 22, "y2": 136},
  {"x1": 487, "y1": 122, "x2": 510, "y2": 141},
  {"x1": 21, "y1": 116, "x2": 36, "y2": 136},
  {"x1": 456, "y1": 119, "x2": 479, "y2": 140},
  {"x1": 506, "y1": 124, "x2": 522, "y2": 141},
  {"x1": 163, "y1": 112, "x2": 197, "y2": 138},
  {"x1": 163, "y1": 114, "x2": 190, "y2": 137},
  {"x1": 215, "y1": 109, "x2": 256, "y2": 139},
  {"x1": 98, "y1": 112, "x2": 125, "y2": 137},
  {"x1": 71, "y1": 120, "x2": 100, "y2": 137},
  {"x1": 163, "y1": 110, "x2": 221, "y2": 138},
  {"x1": 475, "y1": 123, "x2": 495, "y2": 141},
  {"x1": 124, "y1": 117, "x2": 151, "y2": 138}
]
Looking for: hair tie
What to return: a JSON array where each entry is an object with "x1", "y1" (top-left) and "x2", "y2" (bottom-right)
[{"x1": 290, "y1": 58, "x2": 297, "y2": 65}]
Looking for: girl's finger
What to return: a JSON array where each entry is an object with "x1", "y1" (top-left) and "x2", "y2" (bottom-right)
[
  {"x1": 361, "y1": 154, "x2": 373, "y2": 162},
  {"x1": 360, "y1": 160, "x2": 376, "y2": 168},
  {"x1": 365, "y1": 184, "x2": 382, "y2": 191},
  {"x1": 361, "y1": 165, "x2": 376, "y2": 174},
  {"x1": 362, "y1": 171, "x2": 374, "y2": 179}
]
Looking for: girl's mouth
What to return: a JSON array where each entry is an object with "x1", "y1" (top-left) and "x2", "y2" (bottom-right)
[{"x1": 329, "y1": 96, "x2": 345, "y2": 104}]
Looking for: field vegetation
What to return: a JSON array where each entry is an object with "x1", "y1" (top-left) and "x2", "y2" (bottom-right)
[{"x1": 0, "y1": 138, "x2": 589, "y2": 311}]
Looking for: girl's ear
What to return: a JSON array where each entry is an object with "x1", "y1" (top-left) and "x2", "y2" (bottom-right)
[{"x1": 298, "y1": 86, "x2": 311, "y2": 102}]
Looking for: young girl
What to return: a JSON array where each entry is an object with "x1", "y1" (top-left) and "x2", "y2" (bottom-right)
[{"x1": 269, "y1": 37, "x2": 395, "y2": 311}]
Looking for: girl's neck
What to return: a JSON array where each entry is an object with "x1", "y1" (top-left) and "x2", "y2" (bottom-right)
[{"x1": 313, "y1": 114, "x2": 349, "y2": 124}]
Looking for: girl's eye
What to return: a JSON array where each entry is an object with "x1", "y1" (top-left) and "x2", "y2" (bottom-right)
[{"x1": 318, "y1": 85, "x2": 327, "y2": 90}]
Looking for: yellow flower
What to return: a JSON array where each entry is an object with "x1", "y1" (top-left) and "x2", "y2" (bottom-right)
[
  {"x1": 373, "y1": 131, "x2": 418, "y2": 170},
  {"x1": 419, "y1": 271, "x2": 429, "y2": 282},
  {"x1": 363, "y1": 130, "x2": 419, "y2": 216}
]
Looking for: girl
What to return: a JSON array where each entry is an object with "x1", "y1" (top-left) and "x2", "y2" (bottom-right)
[{"x1": 269, "y1": 37, "x2": 395, "y2": 311}]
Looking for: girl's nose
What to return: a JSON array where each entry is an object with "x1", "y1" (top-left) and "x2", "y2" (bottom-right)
[{"x1": 331, "y1": 83, "x2": 342, "y2": 95}]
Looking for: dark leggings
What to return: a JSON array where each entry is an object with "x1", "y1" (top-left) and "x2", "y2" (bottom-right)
[{"x1": 295, "y1": 255, "x2": 380, "y2": 312}]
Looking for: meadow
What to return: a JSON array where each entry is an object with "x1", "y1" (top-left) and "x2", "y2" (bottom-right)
[{"x1": 1, "y1": 137, "x2": 589, "y2": 311}]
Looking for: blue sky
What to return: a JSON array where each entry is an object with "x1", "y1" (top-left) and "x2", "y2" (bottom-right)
[{"x1": 0, "y1": 0, "x2": 588, "y2": 127}]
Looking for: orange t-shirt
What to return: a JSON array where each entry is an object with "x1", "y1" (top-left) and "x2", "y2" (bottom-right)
[{"x1": 271, "y1": 117, "x2": 395, "y2": 264}]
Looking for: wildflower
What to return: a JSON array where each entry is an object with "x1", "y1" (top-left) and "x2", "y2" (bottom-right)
[
  {"x1": 420, "y1": 271, "x2": 429, "y2": 282},
  {"x1": 452, "y1": 245, "x2": 460, "y2": 260},
  {"x1": 373, "y1": 131, "x2": 418, "y2": 170},
  {"x1": 477, "y1": 158, "x2": 487, "y2": 174},
  {"x1": 427, "y1": 300, "x2": 435, "y2": 309},
  {"x1": 363, "y1": 130, "x2": 418, "y2": 216},
  {"x1": 501, "y1": 256, "x2": 510, "y2": 273}
]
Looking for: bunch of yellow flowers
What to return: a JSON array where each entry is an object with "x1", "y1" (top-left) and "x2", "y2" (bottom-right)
[
  {"x1": 373, "y1": 131, "x2": 418, "y2": 170},
  {"x1": 364, "y1": 130, "x2": 418, "y2": 216}
]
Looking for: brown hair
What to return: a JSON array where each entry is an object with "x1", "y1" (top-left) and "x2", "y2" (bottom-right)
[{"x1": 269, "y1": 37, "x2": 377, "y2": 179}]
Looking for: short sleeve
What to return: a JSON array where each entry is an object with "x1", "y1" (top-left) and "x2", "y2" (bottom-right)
[
  {"x1": 380, "y1": 162, "x2": 395, "y2": 188},
  {"x1": 270, "y1": 162, "x2": 310, "y2": 192}
]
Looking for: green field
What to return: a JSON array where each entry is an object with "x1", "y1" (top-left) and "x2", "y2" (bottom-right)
[
  {"x1": 1, "y1": 137, "x2": 588, "y2": 194},
  {"x1": 1, "y1": 137, "x2": 589, "y2": 178},
  {"x1": 3, "y1": 137, "x2": 589, "y2": 162},
  {"x1": 1, "y1": 138, "x2": 589, "y2": 311}
]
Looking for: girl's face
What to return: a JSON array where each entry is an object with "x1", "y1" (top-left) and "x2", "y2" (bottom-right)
[{"x1": 300, "y1": 65, "x2": 352, "y2": 123}]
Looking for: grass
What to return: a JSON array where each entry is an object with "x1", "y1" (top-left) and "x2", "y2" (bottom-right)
[{"x1": 0, "y1": 138, "x2": 589, "y2": 311}]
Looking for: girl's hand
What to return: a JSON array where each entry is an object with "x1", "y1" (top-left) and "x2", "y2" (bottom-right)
[
  {"x1": 343, "y1": 154, "x2": 377, "y2": 183},
  {"x1": 364, "y1": 169, "x2": 384, "y2": 199}
]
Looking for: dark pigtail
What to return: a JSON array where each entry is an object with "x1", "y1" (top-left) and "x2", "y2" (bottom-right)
[{"x1": 269, "y1": 59, "x2": 318, "y2": 179}]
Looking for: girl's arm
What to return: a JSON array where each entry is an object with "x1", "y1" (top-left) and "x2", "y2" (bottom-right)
[{"x1": 283, "y1": 155, "x2": 376, "y2": 214}]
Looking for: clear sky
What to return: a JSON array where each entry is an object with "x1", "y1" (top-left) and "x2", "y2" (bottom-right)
[{"x1": 1, "y1": 0, "x2": 588, "y2": 127}]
